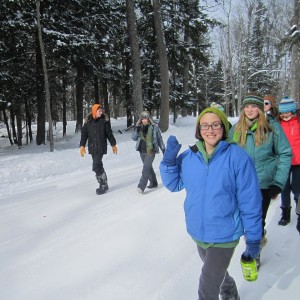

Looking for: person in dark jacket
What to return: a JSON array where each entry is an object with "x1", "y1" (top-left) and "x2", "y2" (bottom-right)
[
  {"x1": 132, "y1": 111, "x2": 165, "y2": 194},
  {"x1": 160, "y1": 107, "x2": 262, "y2": 300},
  {"x1": 80, "y1": 104, "x2": 117, "y2": 194}
]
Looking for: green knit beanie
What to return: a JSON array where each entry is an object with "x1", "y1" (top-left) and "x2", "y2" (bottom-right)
[
  {"x1": 196, "y1": 107, "x2": 230, "y2": 137},
  {"x1": 242, "y1": 95, "x2": 264, "y2": 111}
]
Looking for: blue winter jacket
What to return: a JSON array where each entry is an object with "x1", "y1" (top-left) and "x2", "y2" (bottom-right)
[{"x1": 160, "y1": 141, "x2": 262, "y2": 244}]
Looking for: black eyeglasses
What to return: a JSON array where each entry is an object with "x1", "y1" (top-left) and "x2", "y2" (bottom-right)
[
  {"x1": 199, "y1": 122, "x2": 223, "y2": 131},
  {"x1": 264, "y1": 101, "x2": 271, "y2": 105}
]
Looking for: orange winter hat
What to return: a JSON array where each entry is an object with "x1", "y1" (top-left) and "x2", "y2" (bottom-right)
[{"x1": 92, "y1": 104, "x2": 101, "y2": 119}]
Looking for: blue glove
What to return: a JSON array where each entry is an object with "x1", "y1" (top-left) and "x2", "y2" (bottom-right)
[
  {"x1": 163, "y1": 135, "x2": 181, "y2": 166},
  {"x1": 243, "y1": 240, "x2": 261, "y2": 259}
]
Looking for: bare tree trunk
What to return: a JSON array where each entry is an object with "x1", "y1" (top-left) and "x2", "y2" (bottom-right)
[
  {"x1": 220, "y1": 0, "x2": 233, "y2": 115},
  {"x1": 237, "y1": 57, "x2": 243, "y2": 113},
  {"x1": 126, "y1": 0, "x2": 143, "y2": 121},
  {"x1": 235, "y1": 19, "x2": 244, "y2": 114},
  {"x1": 94, "y1": 75, "x2": 99, "y2": 103},
  {"x1": 24, "y1": 98, "x2": 33, "y2": 143},
  {"x1": 62, "y1": 77, "x2": 67, "y2": 137},
  {"x1": 36, "y1": 0, "x2": 54, "y2": 151},
  {"x1": 223, "y1": 56, "x2": 229, "y2": 114},
  {"x1": 75, "y1": 64, "x2": 84, "y2": 132},
  {"x1": 243, "y1": 0, "x2": 255, "y2": 95},
  {"x1": 102, "y1": 79, "x2": 110, "y2": 118},
  {"x1": 2, "y1": 108, "x2": 13, "y2": 145},
  {"x1": 181, "y1": 26, "x2": 189, "y2": 118},
  {"x1": 15, "y1": 109, "x2": 22, "y2": 147},
  {"x1": 112, "y1": 92, "x2": 118, "y2": 119},
  {"x1": 10, "y1": 108, "x2": 17, "y2": 144},
  {"x1": 153, "y1": 0, "x2": 169, "y2": 132},
  {"x1": 220, "y1": 28, "x2": 229, "y2": 113},
  {"x1": 225, "y1": 5, "x2": 236, "y2": 116},
  {"x1": 36, "y1": 30, "x2": 46, "y2": 145},
  {"x1": 125, "y1": 52, "x2": 133, "y2": 127},
  {"x1": 290, "y1": 0, "x2": 300, "y2": 104}
]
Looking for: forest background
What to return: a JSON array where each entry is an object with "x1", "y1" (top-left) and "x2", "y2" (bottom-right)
[{"x1": 0, "y1": 0, "x2": 298, "y2": 150}]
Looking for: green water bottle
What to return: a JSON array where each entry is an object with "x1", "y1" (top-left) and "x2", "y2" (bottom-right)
[{"x1": 240, "y1": 254, "x2": 258, "y2": 282}]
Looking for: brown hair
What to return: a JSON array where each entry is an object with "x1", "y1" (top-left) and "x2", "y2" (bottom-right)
[
  {"x1": 264, "y1": 94, "x2": 279, "y2": 120},
  {"x1": 269, "y1": 106, "x2": 280, "y2": 121},
  {"x1": 234, "y1": 109, "x2": 273, "y2": 147},
  {"x1": 296, "y1": 109, "x2": 300, "y2": 122}
]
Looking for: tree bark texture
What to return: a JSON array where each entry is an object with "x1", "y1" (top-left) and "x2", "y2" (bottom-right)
[
  {"x1": 35, "y1": 30, "x2": 46, "y2": 145},
  {"x1": 36, "y1": 0, "x2": 54, "y2": 151},
  {"x1": 153, "y1": 0, "x2": 169, "y2": 132},
  {"x1": 126, "y1": 0, "x2": 143, "y2": 121},
  {"x1": 75, "y1": 64, "x2": 84, "y2": 132}
]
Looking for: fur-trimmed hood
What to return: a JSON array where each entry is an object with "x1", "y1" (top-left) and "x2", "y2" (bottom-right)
[{"x1": 85, "y1": 112, "x2": 109, "y2": 123}]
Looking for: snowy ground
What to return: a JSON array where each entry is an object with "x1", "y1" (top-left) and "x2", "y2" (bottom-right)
[{"x1": 0, "y1": 116, "x2": 299, "y2": 300}]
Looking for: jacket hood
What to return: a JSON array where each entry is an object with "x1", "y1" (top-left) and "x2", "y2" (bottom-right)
[
  {"x1": 92, "y1": 104, "x2": 101, "y2": 119},
  {"x1": 86, "y1": 111, "x2": 109, "y2": 123}
]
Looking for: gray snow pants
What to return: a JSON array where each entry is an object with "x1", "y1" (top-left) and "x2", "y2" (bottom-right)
[
  {"x1": 138, "y1": 152, "x2": 157, "y2": 191},
  {"x1": 197, "y1": 245, "x2": 239, "y2": 300}
]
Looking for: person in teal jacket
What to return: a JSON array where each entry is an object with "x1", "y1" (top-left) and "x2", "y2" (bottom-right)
[
  {"x1": 160, "y1": 107, "x2": 262, "y2": 300},
  {"x1": 228, "y1": 94, "x2": 292, "y2": 251}
]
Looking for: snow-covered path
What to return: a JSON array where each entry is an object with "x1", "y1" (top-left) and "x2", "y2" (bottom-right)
[{"x1": 1, "y1": 117, "x2": 299, "y2": 299}]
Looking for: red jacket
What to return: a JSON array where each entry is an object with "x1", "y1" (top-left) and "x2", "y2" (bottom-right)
[{"x1": 280, "y1": 115, "x2": 300, "y2": 165}]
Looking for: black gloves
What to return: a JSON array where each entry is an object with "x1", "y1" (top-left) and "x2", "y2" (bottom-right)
[
  {"x1": 136, "y1": 125, "x2": 141, "y2": 133},
  {"x1": 297, "y1": 215, "x2": 300, "y2": 234},
  {"x1": 268, "y1": 185, "x2": 282, "y2": 199}
]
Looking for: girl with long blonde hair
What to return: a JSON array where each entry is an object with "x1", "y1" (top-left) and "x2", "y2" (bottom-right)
[{"x1": 228, "y1": 94, "x2": 292, "y2": 267}]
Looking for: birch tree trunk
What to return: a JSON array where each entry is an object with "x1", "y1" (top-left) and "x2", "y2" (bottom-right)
[
  {"x1": 182, "y1": 26, "x2": 189, "y2": 118},
  {"x1": 36, "y1": 0, "x2": 54, "y2": 152}
]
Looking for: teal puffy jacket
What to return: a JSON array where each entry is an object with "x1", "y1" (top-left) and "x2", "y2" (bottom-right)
[{"x1": 228, "y1": 118, "x2": 292, "y2": 189}]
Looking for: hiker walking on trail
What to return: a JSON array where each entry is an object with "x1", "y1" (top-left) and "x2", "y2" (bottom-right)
[
  {"x1": 132, "y1": 111, "x2": 165, "y2": 194},
  {"x1": 277, "y1": 97, "x2": 300, "y2": 227},
  {"x1": 228, "y1": 94, "x2": 291, "y2": 262},
  {"x1": 80, "y1": 104, "x2": 117, "y2": 195},
  {"x1": 160, "y1": 107, "x2": 262, "y2": 300}
]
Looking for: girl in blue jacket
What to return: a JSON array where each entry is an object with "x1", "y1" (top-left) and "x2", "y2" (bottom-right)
[{"x1": 160, "y1": 107, "x2": 262, "y2": 300}]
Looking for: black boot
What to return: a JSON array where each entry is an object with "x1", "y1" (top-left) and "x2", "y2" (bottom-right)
[
  {"x1": 278, "y1": 206, "x2": 291, "y2": 226},
  {"x1": 147, "y1": 181, "x2": 158, "y2": 189},
  {"x1": 219, "y1": 273, "x2": 240, "y2": 300},
  {"x1": 296, "y1": 214, "x2": 300, "y2": 234},
  {"x1": 96, "y1": 172, "x2": 109, "y2": 195}
]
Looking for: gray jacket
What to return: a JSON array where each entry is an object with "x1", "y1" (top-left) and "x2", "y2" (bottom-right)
[{"x1": 132, "y1": 122, "x2": 165, "y2": 154}]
